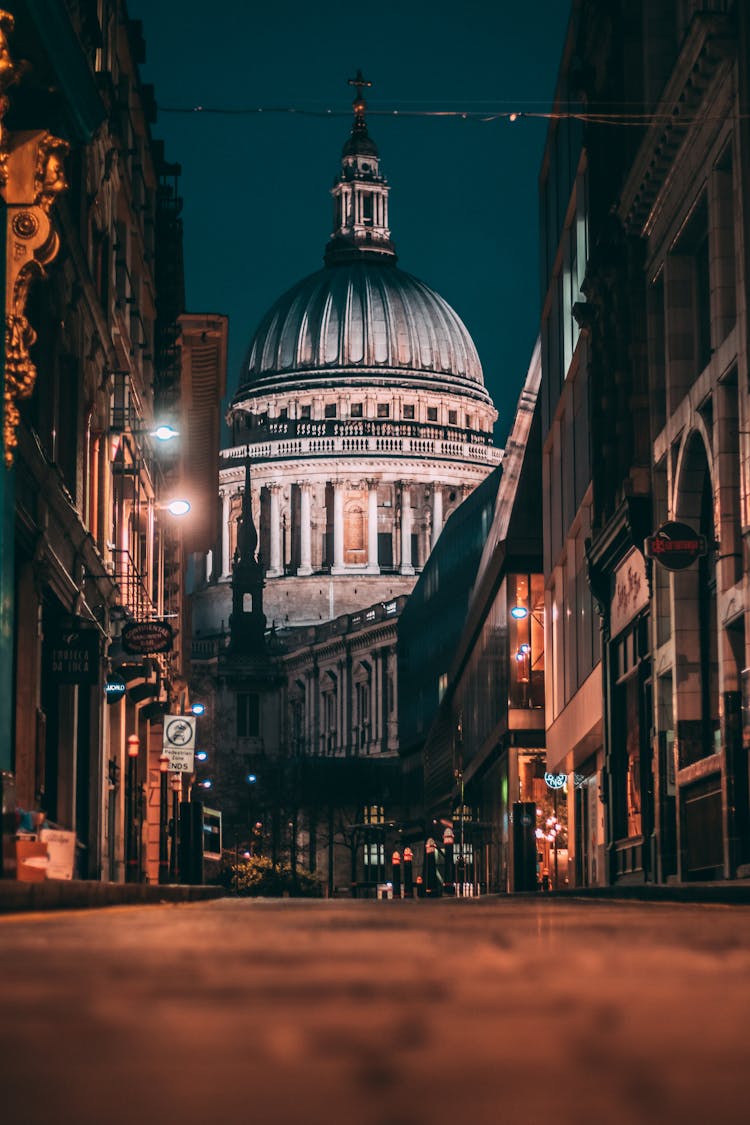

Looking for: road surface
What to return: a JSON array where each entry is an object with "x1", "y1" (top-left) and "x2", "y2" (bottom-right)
[{"x1": 2, "y1": 896, "x2": 748, "y2": 1124}]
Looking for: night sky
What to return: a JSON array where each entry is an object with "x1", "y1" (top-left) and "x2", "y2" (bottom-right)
[{"x1": 129, "y1": 0, "x2": 571, "y2": 439}]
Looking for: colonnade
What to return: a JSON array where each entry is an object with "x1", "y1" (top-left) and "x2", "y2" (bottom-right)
[{"x1": 219, "y1": 478, "x2": 450, "y2": 579}]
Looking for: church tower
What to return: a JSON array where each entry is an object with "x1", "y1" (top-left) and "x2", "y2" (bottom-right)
[
  {"x1": 228, "y1": 457, "x2": 266, "y2": 653},
  {"x1": 325, "y1": 71, "x2": 396, "y2": 266}
]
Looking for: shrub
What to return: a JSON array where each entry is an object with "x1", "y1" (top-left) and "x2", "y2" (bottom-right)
[{"x1": 220, "y1": 856, "x2": 322, "y2": 897}]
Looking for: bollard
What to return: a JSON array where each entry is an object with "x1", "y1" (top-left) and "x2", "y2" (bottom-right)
[
  {"x1": 425, "y1": 837, "x2": 438, "y2": 897},
  {"x1": 403, "y1": 846, "x2": 414, "y2": 897},
  {"x1": 442, "y1": 826, "x2": 455, "y2": 894},
  {"x1": 391, "y1": 850, "x2": 402, "y2": 898},
  {"x1": 416, "y1": 874, "x2": 425, "y2": 898}
]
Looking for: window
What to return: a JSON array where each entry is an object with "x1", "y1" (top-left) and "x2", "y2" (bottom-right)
[
  {"x1": 427, "y1": 407, "x2": 438, "y2": 422},
  {"x1": 377, "y1": 403, "x2": 390, "y2": 418},
  {"x1": 363, "y1": 804, "x2": 384, "y2": 824},
  {"x1": 448, "y1": 410, "x2": 457, "y2": 426},
  {"x1": 403, "y1": 404, "x2": 415, "y2": 420},
  {"x1": 300, "y1": 405, "x2": 311, "y2": 419},
  {"x1": 351, "y1": 402, "x2": 363, "y2": 418},
  {"x1": 324, "y1": 403, "x2": 337, "y2": 418},
  {"x1": 237, "y1": 693, "x2": 260, "y2": 738},
  {"x1": 465, "y1": 413, "x2": 472, "y2": 428},
  {"x1": 363, "y1": 842, "x2": 385, "y2": 875}
]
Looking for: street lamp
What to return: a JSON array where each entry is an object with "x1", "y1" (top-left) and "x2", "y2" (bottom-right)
[
  {"x1": 151, "y1": 424, "x2": 179, "y2": 442},
  {"x1": 164, "y1": 498, "x2": 191, "y2": 517},
  {"x1": 125, "y1": 734, "x2": 140, "y2": 883}
]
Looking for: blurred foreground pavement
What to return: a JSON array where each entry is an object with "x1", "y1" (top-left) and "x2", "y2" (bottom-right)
[{"x1": 2, "y1": 897, "x2": 748, "y2": 1125}]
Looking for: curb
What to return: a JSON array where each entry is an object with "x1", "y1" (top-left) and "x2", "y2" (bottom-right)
[{"x1": 0, "y1": 881, "x2": 228, "y2": 914}]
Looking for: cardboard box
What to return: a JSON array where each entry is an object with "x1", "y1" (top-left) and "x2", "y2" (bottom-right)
[
  {"x1": 16, "y1": 837, "x2": 48, "y2": 882},
  {"x1": 40, "y1": 829, "x2": 76, "y2": 880}
]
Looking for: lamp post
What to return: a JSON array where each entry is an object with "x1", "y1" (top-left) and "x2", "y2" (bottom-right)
[
  {"x1": 158, "y1": 754, "x2": 169, "y2": 884},
  {"x1": 125, "y1": 734, "x2": 140, "y2": 883}
]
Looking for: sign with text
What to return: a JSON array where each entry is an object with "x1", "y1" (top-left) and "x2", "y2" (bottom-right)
[
  {"x1": 645, "y1": 521, "x2": 707, "y2": 571},
  {"x1": 162, "y1": 714, "x2": 196, "y2": 773},
  {"x1": 121, "y1": 619, "x2": 174, "y2": 655},
  {"x1": 49, "y1": 629, "x2": 99, "y2": 685},
  {"x1": 610, "y1": 548, "x2": 649, "y2": 638}
]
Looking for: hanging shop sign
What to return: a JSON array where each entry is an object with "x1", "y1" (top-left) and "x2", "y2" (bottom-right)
[
  {"x1": 645, "y1": 522, "x2": 707, "y2": 571},
  {"x1": 544, "y1": 772, "x2": 566, "y2": 790},
  {"x1": 162, "y1": 714, "x2": 197, "y2": 772},
  {"x1": 610, "y1": 548, "x2": 649, "y2": 638},
  {"x1": 104, "y1": 676, "x2": 127, "y2": 704},
  {"x1": 50, "y1": 628, "x2": 99, "y2": 685},
  {"x1": 121, "y1": 619, "x2": 174, "y2": 655}
]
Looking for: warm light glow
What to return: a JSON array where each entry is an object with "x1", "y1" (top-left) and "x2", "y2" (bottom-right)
[{"x1": 165, "y1": 499, "x2": 191, "y2": 517}]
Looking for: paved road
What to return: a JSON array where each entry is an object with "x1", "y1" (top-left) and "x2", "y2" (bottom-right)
[{"x1": 2, "y1": 897, "x2": 748, "y2": 1125}]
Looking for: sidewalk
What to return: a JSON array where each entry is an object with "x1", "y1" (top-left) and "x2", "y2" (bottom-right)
[
  {"x1": 551, "y1": 881, "x2": 750, "y2": 905},
  {"x1": 0, "y1": 879, "x2": 227, "y2": 914}
]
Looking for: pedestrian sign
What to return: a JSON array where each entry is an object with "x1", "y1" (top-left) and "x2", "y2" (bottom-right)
[{"x1": 163, "y1": 714, "x2": 197, "y2": 772}]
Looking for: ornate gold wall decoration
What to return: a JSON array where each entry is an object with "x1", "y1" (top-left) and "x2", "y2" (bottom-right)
[
  {"x1": 0, "y1": 9, "x2": 69, "y2": 467},
  {"x1": 3, "y1": 132, "x2": 69, "y2": 467}
]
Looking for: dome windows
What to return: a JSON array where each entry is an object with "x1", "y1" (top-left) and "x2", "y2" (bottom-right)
[{"x1": 403, "y1": 404, "x2": 415, "y2": 420}]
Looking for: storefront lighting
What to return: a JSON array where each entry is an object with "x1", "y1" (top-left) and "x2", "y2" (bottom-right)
[{"x1": 510, "y1": 605, "x2": 528, "y2": 620}]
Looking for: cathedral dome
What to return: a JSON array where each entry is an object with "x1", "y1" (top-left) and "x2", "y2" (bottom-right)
[{"x1": 237, "y1": 260, "x2": 488, "y2": 399}]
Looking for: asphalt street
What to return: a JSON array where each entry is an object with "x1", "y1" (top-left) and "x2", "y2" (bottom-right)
[{"x1": 2, "y1": 896, "x2": 748, "y2": 1125}]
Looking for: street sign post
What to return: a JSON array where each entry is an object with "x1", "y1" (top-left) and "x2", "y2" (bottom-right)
[{"x1": 162, "y1": 715, "x2": 197, "y2": 773}]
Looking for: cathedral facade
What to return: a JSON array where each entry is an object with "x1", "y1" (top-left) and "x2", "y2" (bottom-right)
[
  {"x1": 193, "y1": 77, "x2": 499, "y2": 638},
  {"x1": 191, "y1": 78, "x2": 500, "y2": 891}
]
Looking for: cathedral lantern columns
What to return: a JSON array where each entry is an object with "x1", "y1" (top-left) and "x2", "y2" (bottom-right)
[
  {"x1": 400, "y1": 482, "x2": 414, "y2": 575},
  {"x1": 332, "y1": 479, "x2": 346, "y2": 573},
  {"x1": 299, "y1": 481, "x2": 313, "y2": 575},
  {"x1": 268, "y1": 482, "x2": 283, "y2": 576},
  {"x1": 432, "y1": 485, "x2": 444, "y2": 547},
  {"x1": 367, "y1": 480, "x2": 379, "y2": 574}
]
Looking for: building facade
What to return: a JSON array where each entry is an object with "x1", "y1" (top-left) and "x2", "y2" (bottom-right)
[{"x1": 1, "y1": 2, "x2": 223, "y2": 883}]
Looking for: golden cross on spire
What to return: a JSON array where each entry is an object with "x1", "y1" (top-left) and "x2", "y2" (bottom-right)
[{"x1": 348, "y1": 69, "x2": 372, "y2": 118}]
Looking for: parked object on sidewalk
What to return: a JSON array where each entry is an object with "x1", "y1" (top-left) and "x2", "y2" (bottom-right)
[{"x1": 15, "y1": 837, "x2": 48, "y2": 882}]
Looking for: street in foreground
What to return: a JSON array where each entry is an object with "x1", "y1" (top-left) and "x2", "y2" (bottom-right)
[{"x1": 2, "y1": 897, "x2": 748, "y2": 1125}]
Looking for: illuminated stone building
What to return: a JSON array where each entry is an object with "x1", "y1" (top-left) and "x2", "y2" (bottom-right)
[{"x1": 191, "y1": 78, "x2": 500, "y2": 890}]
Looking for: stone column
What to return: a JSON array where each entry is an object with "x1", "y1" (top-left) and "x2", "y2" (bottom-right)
[
  {"x1": 367, "y1": 481, "x2": 379, "y2": 574},
  {"x1": 268, "y1": 483, "x2": 282, "y2": 576},
  {"x1": 400, "y1": 483, "x2": 414, "y2": 575},
  {"x1": 332, "y1": 480, "x2": 345, "y2": 572},
  {"x1": 299, "y1": 482, "x2": 313, "y2": 575},
  {"x1": 221, "y1": 492, "x2": 232, "y2": 577},
  {"x1": 432, "y1": 484, "x2": 444, "y2": 547}
]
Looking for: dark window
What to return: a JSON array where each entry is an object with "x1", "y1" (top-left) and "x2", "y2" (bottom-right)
[
  {"x1": 403, "y1": 404, "x2": 415, "y2": 419},
  {"x1": 237, "y1": 693, "x2": 260, "y2": 738},
  {"x1": 351, "y1": 402, "x2": 363, "y2": 417},
  {"x1": 324, "y1": 403, "x2": 337, "y2": 418},
  {"x1": 427, "y1": 407, "x2": 438, "y2": 422},
  {"x1": 300, "y1": 405, "x2": 311, "y2": 419},
  {"x1": 377, "y1": 403, "x2": 390, "y2": 418},
  {"x1": 448, "y1": 410, "x2": 457, "y2": 425}
]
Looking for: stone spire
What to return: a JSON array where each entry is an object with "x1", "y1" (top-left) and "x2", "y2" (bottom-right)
[
  {"x1": 229, "y1": 457, "x2": 266, "y2": 651},
  {"x1": 324, "y1": 71, "x2": 396, "y2": 266}
]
